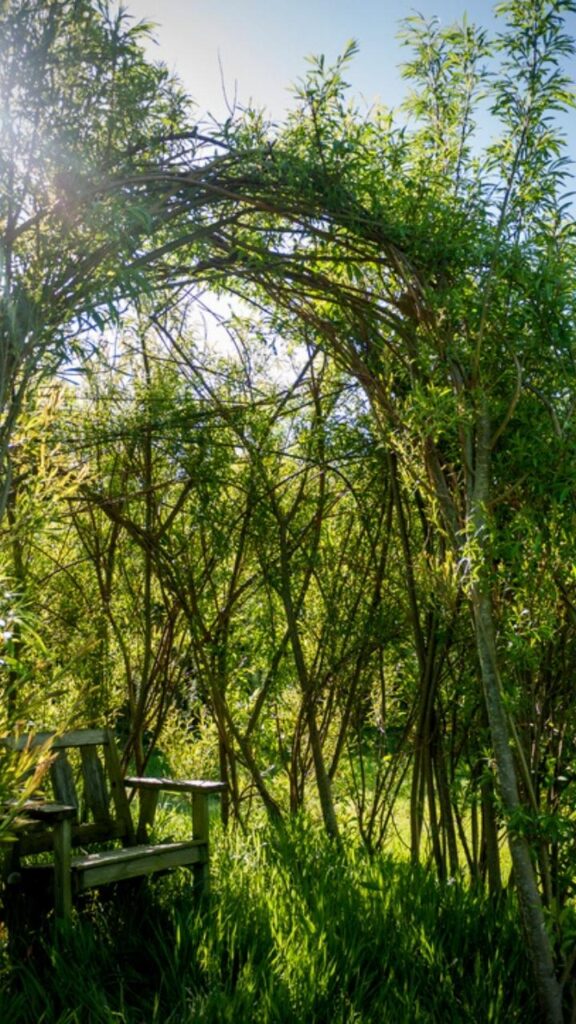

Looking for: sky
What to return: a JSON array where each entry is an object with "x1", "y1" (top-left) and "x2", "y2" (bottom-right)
[
  {"x1": 124, "y1": 0, "x2": 576, "y2": 162},
  {"x1": 124, "y1": 0, "x2": 502, "y2": 121}
]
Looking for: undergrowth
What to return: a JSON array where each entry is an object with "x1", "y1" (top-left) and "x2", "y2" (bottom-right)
[{"x1": 0, "y1": 820, "x2": 538, "y2": 1023}]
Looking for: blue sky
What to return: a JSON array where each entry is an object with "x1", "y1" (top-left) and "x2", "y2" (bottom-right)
[
  {"x1": 126, "y1": 0, "x2": 575, "y2": 156},
  {"x1": 125, "y1": 1, "x2": 500, "y2": 119}
]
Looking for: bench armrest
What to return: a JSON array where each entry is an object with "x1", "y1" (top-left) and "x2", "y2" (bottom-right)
[
  {"x1": 18, "y1": 800, "x2": 76, "y2": 823},
  {"x1": 124, "y1": 777, "x2": 225, "y2": 844},
  {"x1": 124, "y1": 777, "x2": 226, "y2": 795},
  {"x1": 9, "y1": 801, "x2": 75, "y2": 918}
]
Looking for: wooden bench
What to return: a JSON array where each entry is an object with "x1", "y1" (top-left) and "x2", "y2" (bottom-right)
[{"x1": 1, "y1": 728, "x2": 225, "y2": 921}]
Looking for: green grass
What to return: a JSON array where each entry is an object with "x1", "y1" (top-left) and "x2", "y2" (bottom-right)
[{"x1": 0, "y1": 820, "x2": 538, "y2": 1023}]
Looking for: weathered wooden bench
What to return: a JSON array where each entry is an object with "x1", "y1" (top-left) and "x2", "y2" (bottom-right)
[{"x1": 1, "y1": 728, "x2": 225, "y2": 921}]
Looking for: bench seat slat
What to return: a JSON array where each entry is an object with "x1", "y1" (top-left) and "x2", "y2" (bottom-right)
[
  {"x1": 72, "y1": 839, "x2": 204, "y2": 870},
  {"x1": 73, "y1": 840, "x2": 206, "y2": 889}
]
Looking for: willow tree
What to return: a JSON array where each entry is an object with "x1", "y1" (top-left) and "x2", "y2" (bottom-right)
[
  {"x1": 0, "y1": 1, "x2": 163, "y2": 511},
  {"x1": 0, "y1": 0, "x2": 253, "y2": 522},
  {"x1": 2, "y1": 1, "x2": 575, "y2": 1018},
  {"x1": 183, "y1": 4, "x2": 574, "y2": 1020}
]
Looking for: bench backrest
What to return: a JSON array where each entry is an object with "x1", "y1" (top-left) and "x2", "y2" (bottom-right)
[{"x1": 3, "y1": 728, "x2": 135, "y2": 855}]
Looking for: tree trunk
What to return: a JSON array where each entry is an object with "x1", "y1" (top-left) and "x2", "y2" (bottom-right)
[
  {"x1": 481, "y1": 774, "x2": 502, "y2": 895},
  {"x1": 279, "y1": 554, "x2": 340, "y2": 841},
  {"x1": 469, "y1": 413, "x2": 562, "y2": 1024}
]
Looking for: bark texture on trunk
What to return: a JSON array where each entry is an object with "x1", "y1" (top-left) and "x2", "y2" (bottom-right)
[{"x1": 469, "y1": 412, "x2": 562, "y2": 1024}]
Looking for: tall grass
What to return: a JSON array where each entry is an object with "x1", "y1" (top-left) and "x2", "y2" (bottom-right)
[{"x1": 0, "y1": 820, "x2": 538, "y2": 1023}]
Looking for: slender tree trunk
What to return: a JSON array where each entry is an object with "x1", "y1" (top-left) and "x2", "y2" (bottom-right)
[
  {"x1": 481, "y1": 775, "x2": 503, "y2": 895},
  {"x1": 279, "y1": 557, "x2": 340, "y2": 841},
  {"x1": 469, "y1": 412, "x2": 562, "y2": 1024},
  {"x1": 434, "y1": 736, "x2": 459, "y2": 877}
]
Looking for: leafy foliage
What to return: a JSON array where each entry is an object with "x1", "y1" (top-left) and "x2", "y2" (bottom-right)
[{"x1": 1, "y1": 1, "x2": 576, "y2": 1018}]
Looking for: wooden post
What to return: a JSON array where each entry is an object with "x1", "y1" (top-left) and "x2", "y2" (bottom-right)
[
  {"x1": 136, "y1": 789, "x2": 159, "y2": 843},
  {"x1": 53, "y1": 817, "x2": 72, "y2": 920},
  {"x1": 192, "y1": 791, "x2": 210, "y2": 896}
]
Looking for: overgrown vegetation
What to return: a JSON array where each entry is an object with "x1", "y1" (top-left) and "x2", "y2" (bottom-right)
[
  {"x1": 1, "y1": 0, "x2": 576, "y2": 1021},
  {"x1": 0, "y1": 823, "x2": 542, "y2": 1023}
]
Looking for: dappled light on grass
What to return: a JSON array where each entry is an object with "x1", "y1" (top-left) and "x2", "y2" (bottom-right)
[{"x1": 0, "y1": 821, "x2": 541, "y2": 1023}]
